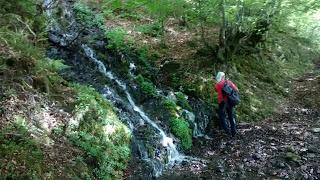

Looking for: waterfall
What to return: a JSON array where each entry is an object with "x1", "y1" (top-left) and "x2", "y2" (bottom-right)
[{"x1": 81, "y1": 44, "x2": 185, "y2": 175}]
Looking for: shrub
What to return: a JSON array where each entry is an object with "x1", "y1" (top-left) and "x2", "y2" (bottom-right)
[
  {"x1": 0, "y1": 123, "x2": 45, "y2": 179},
  {"x1": 74, "y1": 2, "x2": 105, "y2": 30},
  {"x1": 135, "y1": 74, "x2": 157, "y2": 97},
  {"x1": 170, "y1": 118, "x2": 192, "y2": 150},
  {"x1": 106, "y1": 28, "x2": 133, "y2": 52},
  {"x1": 175, "y1": 92, "x2": 192, "y2": 111}
]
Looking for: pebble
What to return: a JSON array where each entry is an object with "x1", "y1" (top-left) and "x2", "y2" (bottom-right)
[
  {"x1": 310, "y1": 168, "x2": 313, "y2": 174},
  {"x1": 311, "y1": 128, "x2": 320, "y2": 133},
  {"x1": 301, "y1": 165, "x2": 307, "y2": 171},
  {"x1": 279, "y1": 162, "x2": 286, "y2": 168},
  {"x1": 207, "y1": 151, "x2": 215, "y2": 156},
  {"x1": 238, "y1": 164, "x2": 244, "y2": 171},
  {"x1": 300, "y1": 148, "x2": 308, "y2": 153},
  {"x1": 252, "y1": 153, "x2": 262, "y2": 160}
]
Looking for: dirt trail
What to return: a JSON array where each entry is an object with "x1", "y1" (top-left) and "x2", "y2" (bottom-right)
[{"x1": 162, "y1": 67, "x2": 320, "y2": 179}]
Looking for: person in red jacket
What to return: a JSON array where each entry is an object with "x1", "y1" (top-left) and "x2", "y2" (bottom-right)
[{"x1": 215, "y1": 72, "x2": 238, "y2": 137}]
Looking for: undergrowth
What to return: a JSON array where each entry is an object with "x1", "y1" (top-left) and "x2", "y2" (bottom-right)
[
  {"x1": 69, "y1": 84, "x2": 131, "y2": 179},
  {"x1": 0, "y1": 121, "x2": 45, "y2": 179}
]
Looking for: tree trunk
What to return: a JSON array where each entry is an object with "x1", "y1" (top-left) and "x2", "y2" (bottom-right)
[{"x1": 218, "y1": 0, "x2": 227, "y2": 62}]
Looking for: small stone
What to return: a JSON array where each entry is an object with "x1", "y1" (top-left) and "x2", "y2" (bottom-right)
[
  {"x1": 238, "y1": 164, "x2": 244, "y2": 171},
  {"x1": 303, "y1": 173, "x2": 308, "y2": 179},
  {"x1": 181, "y1": 160, "x2": 188, "y2": 166},
  {"x1": 207, "y1": 151, "x2": 215, "y2": 156},
  {"x1": 279, "y1": 171, "x2": 288, "y2": 178},
  {"x1": 300, "y1": 148, "x2": 308, "y2": 153},
  {"x1": 215, "y1": 164, "x2": 225, "y2": 173},
  {"x1": 310, "y1": 168, "x2": 314, "y2": 174},
  {"x1": 258, "y1": 171, "x2": 265, "y2": 176},
  {"x1": 252, "y1": 153, "x2": 262, "y2": 160},
  {"x1": 311, "y1": 128, "x2": 320, "y2": 133},
  {"x1": 301, "y1": 165, "x2": 307, "y2": 171},
  {"x1": 279, "y1": 162, "x2": 286, "y2": 168}
]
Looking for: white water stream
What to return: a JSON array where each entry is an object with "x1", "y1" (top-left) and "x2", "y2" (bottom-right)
[{"x1": 82, "y1": 44, "x2": 185, "y2": 170}]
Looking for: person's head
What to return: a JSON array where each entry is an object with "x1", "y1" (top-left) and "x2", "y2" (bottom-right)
[{"x1": 215, "y1": 72, "x2": 225, "y2": 82}]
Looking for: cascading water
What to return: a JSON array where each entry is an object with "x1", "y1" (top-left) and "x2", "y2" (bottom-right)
[{"x1": 81, "y1": 45, "x2": 184, "y2": 169}]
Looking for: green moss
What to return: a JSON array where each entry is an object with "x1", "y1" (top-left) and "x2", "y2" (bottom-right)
[
  {"x1": 175, "y1": 92, "x2": 192, "y2": 111},
  {"x1": 170, "y1": 118, "x2": 192, "y2": 151},
  {"x1": 69, "y1": 84, "x2": 131, "y2": 179},
  {"x1": 136, "y1": 74, "x2": 157, "y2": 97}
]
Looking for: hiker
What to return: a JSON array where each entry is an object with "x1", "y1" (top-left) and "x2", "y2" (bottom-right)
[{"x1": 215, "y1": 72, "x2": 239, "y2": 137}]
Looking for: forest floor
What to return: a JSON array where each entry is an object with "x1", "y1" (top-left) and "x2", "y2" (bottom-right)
[{"x1": 161, "y1": 61, "x2": 320, "y2": 179}]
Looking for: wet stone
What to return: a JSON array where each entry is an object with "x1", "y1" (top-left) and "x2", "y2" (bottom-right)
[
  {"x1": 252, "y1": 153, "x2": 262, "y2": 160},
  {"x1": 181, "y1": 160, "x2": 188, "y2": 166},
  {"x1": 301, "y1": 165, "x2": 307, "y2": 171},
  {"x1": 311, "y1": 128, "x2": 320, "y2": 133},
  {"x1": 310, "y1": 168, "x2": 314, "y2": 174},
  {"x1": 303, "y1": 173, "x2": 309, "y2": 179},
  {"x1": 279, "y1": 162, "x2": 286, "y2": 168}
]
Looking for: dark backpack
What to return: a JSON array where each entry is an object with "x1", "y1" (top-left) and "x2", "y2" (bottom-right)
[{"x1": 222, "y1": 81, "x2": 240, "y2": 106}]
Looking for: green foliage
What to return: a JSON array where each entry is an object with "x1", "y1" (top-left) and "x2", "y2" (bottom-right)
[
  {"x1": 70, "y1": 84, "x2": 131, "y2": 179},
  {"x1": 106, "y1": 28, "x2": 133, "y2": 52},
  {"x1": 136, "y1": 22, "x2": 162, "y2": 37},
  {"x1": 0, "y1": 123, "x2": 45, "y2": 179},
  {"x1": 170, "y1": 118, "x2": 192, "y2": 150},
  {"x1": 74, "y1": 2, "x2": 106, "y2": 30},
  {"x1": 162, "y1": 99, "x2": 177, "y2": 112},
  {"x1": 0, "y1": 0, "x2": 37, "y2": 18},
  {"x1": 135, "y1": 74, "x2": 157, "y2": 97},
  {"x1": 0, "y1": 1, "x2": 46, "y2": 47},
  {"x1": 175, "y1": 92, "x2": 192, "y2": 111}
]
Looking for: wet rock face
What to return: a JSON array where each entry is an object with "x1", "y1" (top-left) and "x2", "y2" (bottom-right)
[{"x1": 189, "y1": 98, "x2": 215, "y2": 136}]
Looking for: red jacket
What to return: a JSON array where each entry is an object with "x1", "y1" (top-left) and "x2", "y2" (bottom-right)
[{"x1": 215, "y1": 80, "x2": 238, "y2": 104}]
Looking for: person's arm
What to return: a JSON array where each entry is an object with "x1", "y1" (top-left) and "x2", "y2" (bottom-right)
[{"x1": 215, "y1": 83, "x2": 223, "y2": 103}]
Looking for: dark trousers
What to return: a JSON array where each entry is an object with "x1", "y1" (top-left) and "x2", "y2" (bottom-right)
[{"x1": 218, "y1": 102, "x2": 236, "y2": 136}]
